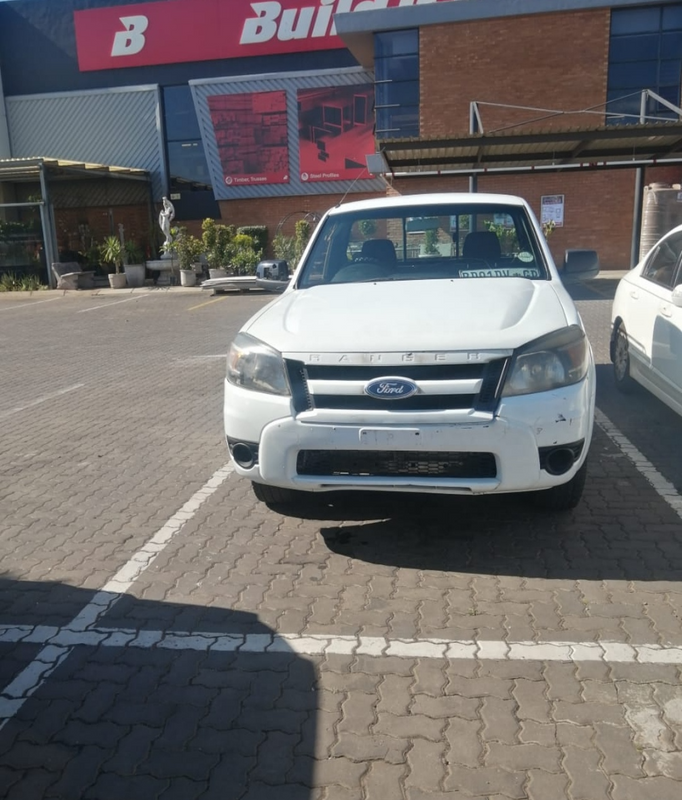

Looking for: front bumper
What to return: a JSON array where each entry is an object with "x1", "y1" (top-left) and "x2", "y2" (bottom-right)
[{"x1": 224, "y1": 374, "x2": 595, "y2": 496}]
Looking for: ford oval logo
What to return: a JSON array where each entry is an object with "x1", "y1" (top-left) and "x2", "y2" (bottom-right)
[{"x1": 364, "y1": 377, "x2": 418, "y2": 400}]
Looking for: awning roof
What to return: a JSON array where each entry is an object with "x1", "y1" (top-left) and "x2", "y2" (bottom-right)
[
  {"x1": 380, "y1": 122, "x2": 682, "y2": 175},
  {"x1": 0, "y1": 157, "x2": 150, "y2": 182}
]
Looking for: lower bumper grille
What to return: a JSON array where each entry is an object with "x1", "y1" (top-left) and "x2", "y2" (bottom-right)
[{"x1": 296, "y1": 450, "x2": 497, "y2": 479}]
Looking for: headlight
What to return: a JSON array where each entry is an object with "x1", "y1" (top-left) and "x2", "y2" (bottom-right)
[
  {"x1": 502, "y1": 326, "x2": 589, "y2": 397},
  {"x1": 226, "y1": 332, "x2": 290, "y2": 396}
]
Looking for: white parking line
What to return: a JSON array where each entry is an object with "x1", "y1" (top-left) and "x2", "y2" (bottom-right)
[
  {"x1": 0, "y1": 462, "x2": 234, "y2": 730},
  {"x1": 78, "y1": 294, "x2": 154, "y2": 313},
  {"x1": 1, "y1": 625, "x2": 680, "y2": 664},
  {"x1": 596, "y1": 408, "x2": 682, "y2": 519},
  {"x1": 0, "y1": 297, "x2": 60, "y2": 311},
  {"x1": 0, "y1": 383, "x2": 85, "y2": 420}
]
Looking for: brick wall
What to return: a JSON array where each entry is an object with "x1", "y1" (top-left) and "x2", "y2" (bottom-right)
[
  {"x1": 55, "y1": 205, "x2": 152, "y2": 260},
  {"x1": 420, "y1": 10, "x2": 610, "y2": 137}
]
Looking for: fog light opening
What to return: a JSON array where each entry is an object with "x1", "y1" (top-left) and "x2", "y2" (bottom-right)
[
  {"x1": 544, "y1": 447, "x2": 576, "y2": 476},
  {"x1": 231, "y1": 442, "x2": 256, "y2": 469}
]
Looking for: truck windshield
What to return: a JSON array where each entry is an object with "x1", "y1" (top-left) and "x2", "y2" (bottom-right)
[{"x1": 296, "y1": 202, "x2": 549, "y2": 288}]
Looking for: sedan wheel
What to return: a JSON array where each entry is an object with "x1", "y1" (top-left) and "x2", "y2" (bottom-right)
[{"x1": 613, "y1": 324, "x2": 636, "y2": 393}]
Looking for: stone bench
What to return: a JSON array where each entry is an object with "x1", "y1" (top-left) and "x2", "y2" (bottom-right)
[{"x1": 51, "y1": 262, "x2": 96, "y2": 290}]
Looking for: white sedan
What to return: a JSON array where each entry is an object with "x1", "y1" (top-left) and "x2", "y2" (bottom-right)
[{"x1": 611, "y1": 224, "x2": 682, "y2": 416}]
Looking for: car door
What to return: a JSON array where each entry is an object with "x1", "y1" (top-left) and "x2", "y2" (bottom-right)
[
  {"x1": 628, "y1": 230, "x2": 682, "y2": 383},
  {"x1": 657, "y1": 260, "x2": 682, "y2": 412}
]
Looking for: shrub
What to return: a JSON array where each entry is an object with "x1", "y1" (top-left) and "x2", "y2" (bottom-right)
[
  {"x1": 100, "y1": 236, "x2": 123, "y2": 274},
  {"x1": 228, "y1": 233, "x2": 262, "y2": 276},
  {"x1": 358, "y1": 219, "x2": 377, "y2": 237},
  {"x1": 201, "y1": 218, "x2": 235, "y2": 269},
  {"x1": 0, "y1": 272, "x2": 46, "y2": 291},
  {"x1": 123, "y1": 239, "x2": 144, "y2": 265},
  {"x1": 273, "y1": 219, "x2": 313, "y2": 269},
  {"x1": 20, "y1": 274, "x2": 45, "y2": 291},
  {"x1": 166, "y1": 226, "x2": 204, "y2": 270},
  {"x1": 0, "y1": 272, "x2": 19, "y2": 291},
  {"x1": 237, "y1": 225, "x2": 268, "y2": 255}
]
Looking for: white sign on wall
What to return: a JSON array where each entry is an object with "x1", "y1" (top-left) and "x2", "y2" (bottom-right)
[{"x1": 541, "y1": 194, "x2": 564, "y2": 227}]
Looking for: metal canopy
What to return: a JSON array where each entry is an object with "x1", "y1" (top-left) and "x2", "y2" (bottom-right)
[
  {"x1": 0, "y1": 157, "x2": 150, "y2": 183},
  {"x1": 0, "y1": 157, "x2": 151, "y2": 288},
  {"x1": 379, "y1": 122, "x2": 682, "y2": 176}
]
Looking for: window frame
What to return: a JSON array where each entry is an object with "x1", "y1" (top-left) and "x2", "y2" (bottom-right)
[
  {"x1": 642, "y1": 230, "x2": 682, "y2": 289},
  {"x1": 374, "y1": 29, "x2": 419, "y2": 140}
]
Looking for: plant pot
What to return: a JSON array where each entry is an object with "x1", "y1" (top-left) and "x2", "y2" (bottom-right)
[
  {"x1": 124, "y1": 263, "x2": 146, "y2": 288},
  {"x1": 179, "y1": 269, "x2": 197, "y2": 287},
  {"x1": 209, "y1": 268, "x2": 227, "y2": 280},
  {"x1": 108, "y1": 272, "x2": 127, "y2": 289}
]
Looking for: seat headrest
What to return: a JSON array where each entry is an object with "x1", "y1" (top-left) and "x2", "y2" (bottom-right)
[
  {"x1": 361, "y1": 238, "x2": 397, "y2": 264},
  {"x1": 463, "y1": 231, "x2": 501, "y2": 261}
]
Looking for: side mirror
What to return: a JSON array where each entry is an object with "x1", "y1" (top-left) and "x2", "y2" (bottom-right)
[
  {"x1": 672, "y1": 285, "x2": 682, "y2": 308},
  {"x1": 561, "y1": 249, "x2": 600, "y2": 283}
]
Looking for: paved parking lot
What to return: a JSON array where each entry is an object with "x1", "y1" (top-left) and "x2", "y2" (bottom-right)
[{"x1": 0, "y1": 280, "x2": 681, "y2": 800}]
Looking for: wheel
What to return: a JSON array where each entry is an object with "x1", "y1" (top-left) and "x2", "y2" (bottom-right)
[
  {"x1": 613, "y1": 323, "x2": 636, "y2": 393},
  {"x1": 251, "y1": 481, "x2": 302, "y2": 506},
  {"x1": 532, "y1": 460, "x2": 588, "y2": 511}
]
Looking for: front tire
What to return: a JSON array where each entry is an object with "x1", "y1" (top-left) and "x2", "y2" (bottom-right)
[
  {"x1": 251, "y1": 481, "x2": 303, "y2": 506},
  {"x1": 532, "y1": 460, "x2": 587, "y2": 511},
  {"x1": 613, "y1": 323, "x2": 636, "y2": 393}
]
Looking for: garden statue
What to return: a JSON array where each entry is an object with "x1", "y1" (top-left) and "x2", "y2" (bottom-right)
[{"x1": 159, "y1": 196, "x2": 175, "y2": 252}]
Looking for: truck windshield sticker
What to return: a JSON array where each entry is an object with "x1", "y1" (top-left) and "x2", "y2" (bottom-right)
[{"x1": 460, "y1": 268, "x2": 542, "y2": 279}]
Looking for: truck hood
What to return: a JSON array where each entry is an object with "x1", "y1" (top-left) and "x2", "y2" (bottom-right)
[{"x1": 245, "y1": 278, "x2": 571, "y2": 353}]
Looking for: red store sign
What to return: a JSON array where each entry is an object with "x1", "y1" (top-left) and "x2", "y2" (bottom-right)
[{"x1": 74, "y1": 0, "x2": 449, "y2": 72}]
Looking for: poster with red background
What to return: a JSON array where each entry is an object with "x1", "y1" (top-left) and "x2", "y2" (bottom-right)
[
  {"x1": 297, "y1": 85, "x2": 374, "y2": 183},
  {"x1": 208, "y1": 92, "x2": 290, "y2": 186}
]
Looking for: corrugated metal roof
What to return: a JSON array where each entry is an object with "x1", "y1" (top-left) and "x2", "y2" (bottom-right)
[
  {"x1": 0, "y1": 157, "x2": 149, "y2": 182},
  {"x1": 381, "y1": 122, "x2": 682, "y2": 175}
]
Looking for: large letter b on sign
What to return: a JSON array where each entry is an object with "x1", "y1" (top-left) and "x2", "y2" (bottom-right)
[{"x1": 111, "y1": 16, "x2": 149, "y2": 57}]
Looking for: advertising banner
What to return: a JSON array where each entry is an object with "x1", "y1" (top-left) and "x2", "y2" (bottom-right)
[
  {"x1": 297, "y1": 85, "x2": 374, "y2": 183},
  {"x1": 74, "y1": 0, "x2": 450, "y2": 72},
  {"x1": 208, "y1": 91, "x2": 290, "y2": 186}
]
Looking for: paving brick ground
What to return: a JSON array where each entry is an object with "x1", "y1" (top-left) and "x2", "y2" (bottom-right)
[{"x1": 0, "y1": 281, "x2": 680, "y2": 799}]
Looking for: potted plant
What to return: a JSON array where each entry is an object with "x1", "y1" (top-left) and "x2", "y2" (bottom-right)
[
  {"x1": 172, "y1": 227, "x2": 204, "y2": 286},
  {"x1": 123, "y1": 239, "x2": 146, "y2": 288},
  {"x1": 227, "y1": 232, "x2": 261, "y2": 276},
  {"x1": 100, "y1": 235, "x2": 126, "y2": 288},
  {"x1": 202, "y1": 218, "x2": 235, "y2": 279}
]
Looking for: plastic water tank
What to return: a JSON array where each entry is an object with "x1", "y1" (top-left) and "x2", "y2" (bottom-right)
[{"x1": 639, "y1": 183, "x2": 682, "y2": 260}]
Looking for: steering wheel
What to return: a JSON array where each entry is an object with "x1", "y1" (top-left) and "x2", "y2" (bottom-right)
[{"x1": 352, "y1": 255, "x2": 381, "y2": 265}]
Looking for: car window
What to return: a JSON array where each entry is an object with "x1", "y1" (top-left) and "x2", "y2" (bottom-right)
[
  {"x1": 675, "y1": 259, "x2": 682, "y2": 289},
  {"x1": 296, "y1": 202, "x2": 548, "y2": 288},
  {"x1": 643, "y1": 230, "x2": 682, "y2": 289}
]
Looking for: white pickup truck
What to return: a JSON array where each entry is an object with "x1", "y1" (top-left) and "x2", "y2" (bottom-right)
[{"x1": 223, "y1": 193, "x2": 599, "y2": 510}]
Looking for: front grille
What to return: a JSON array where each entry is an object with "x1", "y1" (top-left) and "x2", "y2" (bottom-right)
[
  {"x1": 286, "y1": 358, "x2": 508, "y2": 414},
  {"x1": 296, "y1": 450, "x2": 497, "y2": 479},
  {"x1": 313, "y1": 394, "x2": 475, "y2": 411}
]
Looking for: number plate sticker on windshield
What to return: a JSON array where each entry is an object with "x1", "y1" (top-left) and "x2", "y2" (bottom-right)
[{"x1": 460, "y1": 267, "x2": 542, "y2": 278}]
